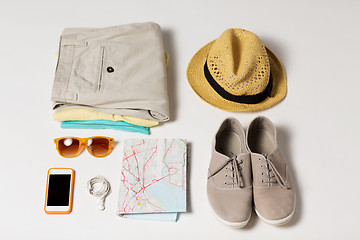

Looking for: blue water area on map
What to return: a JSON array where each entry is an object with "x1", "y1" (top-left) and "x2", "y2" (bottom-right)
[{"x1": 146, "y1": 180, "x2": 186, "y2": 212}]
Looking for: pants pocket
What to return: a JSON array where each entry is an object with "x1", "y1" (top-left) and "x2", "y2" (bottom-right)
[{"x1": 72, "y1": 44, "x2": 105, "y2": 91}]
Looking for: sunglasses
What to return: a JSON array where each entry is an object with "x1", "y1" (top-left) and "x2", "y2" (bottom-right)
[{"x1": 54, "y1": 136, "x2": 114, "y2": 158}]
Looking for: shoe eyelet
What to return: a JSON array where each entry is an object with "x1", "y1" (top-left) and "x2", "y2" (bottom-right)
[
  {"x1": 224, "y1": 182, "x2": 228, "y2": 185},
  {"x1": 258, "y1": 158, "x2": 261, "y2": 161},
  {"x1": 225, "y1": 167, "x2": 229, "y2": 170},
  {"x1": 261, "y1": 179, "x2": 264, "y2": 183},
  {"x1": 260, "y1": 165, "x2": 263, "y2": 168},
  {"x1": 261, "y1": 172, "x2": 264, "y2": 175},
  {"x1": 225, "y1": 174, "x2": 228, "y2": 178}
]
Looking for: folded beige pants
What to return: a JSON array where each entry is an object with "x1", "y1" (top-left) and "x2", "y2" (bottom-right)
[{"x1": 51, "y1": 22, "x2": 169, "y2": 121}]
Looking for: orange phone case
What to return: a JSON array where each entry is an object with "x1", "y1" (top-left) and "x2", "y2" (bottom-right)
[{"x1": 44, "y1": 168, "x2": 75, "y2": 214}]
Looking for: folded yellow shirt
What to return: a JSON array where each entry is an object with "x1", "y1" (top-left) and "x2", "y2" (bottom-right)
[{"x1": 53, "y1": 108, "x2": 159, "y2": 127}]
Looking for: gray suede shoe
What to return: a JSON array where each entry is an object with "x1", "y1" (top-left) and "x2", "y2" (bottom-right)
[
  {"x1": 207, "y1": 118, "x2": 252, "y2": 228},
  {"x1": 246, "y1": 116, "x2": 295, "y2": 226}
]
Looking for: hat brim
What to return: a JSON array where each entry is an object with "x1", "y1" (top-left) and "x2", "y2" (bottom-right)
[{"x1": 186, "y1": 40, "x2": 287, "y2": 112}]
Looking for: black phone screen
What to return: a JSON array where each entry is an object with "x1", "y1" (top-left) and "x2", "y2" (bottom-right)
[{"x1": 47, "y1": 174, "x2": 71, "y2": 206}]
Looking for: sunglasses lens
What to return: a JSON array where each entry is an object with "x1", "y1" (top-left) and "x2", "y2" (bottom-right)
[
  {"x1": 87, "y1": 137, "x2": 110, "y2": 157},
  {"x1": 58, "y1": 138, "x2": 80, "y2": 157}
]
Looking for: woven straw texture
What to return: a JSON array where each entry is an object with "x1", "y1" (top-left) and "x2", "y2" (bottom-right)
[{"x1": 186, "y1": 29, "x2": 286, "y2": 112}]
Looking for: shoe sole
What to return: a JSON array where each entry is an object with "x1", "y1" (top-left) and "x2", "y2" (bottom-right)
[
  {"x1": 211, "y1": 208, "x2": 252, "y2": 228},
  {"x1": 254, "y1": 190, "x2": 297, "y2": 226},
  {"x1": 255, "y1": 197, "x2": 296, "y2": 226}
]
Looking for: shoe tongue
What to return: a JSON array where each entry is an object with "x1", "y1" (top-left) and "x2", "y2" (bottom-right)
[{"x1": 229, "y1": 151, "x2": 236, "y2": 158}]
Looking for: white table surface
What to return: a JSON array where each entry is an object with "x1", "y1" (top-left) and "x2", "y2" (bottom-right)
[{"x1": 1, "y1": 0, "x2": 360, "y2": 239}]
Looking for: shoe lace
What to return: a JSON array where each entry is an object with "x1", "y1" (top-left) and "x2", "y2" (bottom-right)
[
  {"x1": 261, "y1": 154, "x2": 289, "y2": 189},
  {"x1": 208, "y1": 153, "x2": 244, "y2": 188}
]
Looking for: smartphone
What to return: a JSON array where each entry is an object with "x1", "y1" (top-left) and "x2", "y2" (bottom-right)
[{"x1": 44, "y1": 168, "x2": 75, "y2": 214}]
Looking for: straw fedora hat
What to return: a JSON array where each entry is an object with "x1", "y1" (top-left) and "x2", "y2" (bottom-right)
[{"x1": 186, "y1": 28, "x2": 286, "y2": 112}]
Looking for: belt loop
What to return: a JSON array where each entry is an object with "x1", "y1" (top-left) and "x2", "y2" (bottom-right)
[{"x1": 61, "y1": 34, "x2": 88, "y2": 47}]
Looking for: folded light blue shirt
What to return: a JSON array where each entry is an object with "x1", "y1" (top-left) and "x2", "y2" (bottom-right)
[{"x1": 61, "y1": 120, "x2": 150, "y2": 134}]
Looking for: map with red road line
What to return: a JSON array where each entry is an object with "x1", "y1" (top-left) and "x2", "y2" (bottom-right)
[{"x1": 117, "y1": 139, "x2": 187, "y2": 215}]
